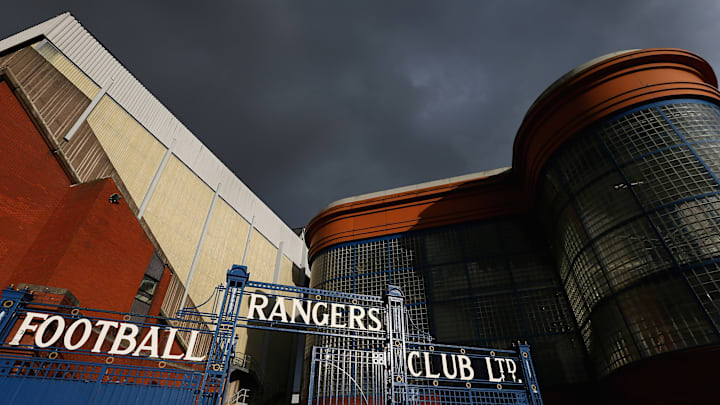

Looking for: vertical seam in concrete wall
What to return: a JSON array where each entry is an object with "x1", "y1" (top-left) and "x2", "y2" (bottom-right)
[
  {"x1": 179, "y1": 181, "x2": 221, "y2": 311},
  {"x1": 241, "y1": 215, "x2": 255, "y2": 266},
  {"x1": 63, "y1": 77, "x2": 112, "y2": 141},
  {"x1": 137, "y1": 137, "x2": 176, "y2": 219},
  {"x1": 272, "y1": 242, "x2": 285, "y2": 283}
]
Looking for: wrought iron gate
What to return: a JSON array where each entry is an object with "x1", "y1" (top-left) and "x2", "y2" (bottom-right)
[
  {"x1": 301, "y1": 283, "x2": 542, "y2": 405},
  {"x1": 0, "y1": 267, "x2": 248, "y2": 405},
  {"x1": 0, "y1": 265, "x2": 543, "y2": 404}
]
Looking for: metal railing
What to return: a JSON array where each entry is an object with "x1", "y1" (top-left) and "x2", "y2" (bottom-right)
[{"x1": 231, "y1": 352, "x2": 264, "y2": 383}]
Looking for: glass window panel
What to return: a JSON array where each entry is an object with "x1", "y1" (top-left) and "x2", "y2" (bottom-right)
[
  {"x1": 691, "y1": 141, "x2": 720, "y2": 180},
  {"x1": 554, "y1": 206, "x2": 588, "y2": 279},
  {"x1": 460, "y1": 222, "x2": 500, "y2": 259},
  {"x1": 474, "y1": 293, "x2": 524, "y2": 341},
  {"x1": 427, "y1": 263, "x2": 470, "y2": 301},
  {"x1": 388, "y1": 236, "x2": 422, "y2": 269},
  {"x1": 651, "y1": 194, "x2": 720, "y2": 266},
  {"x1": 509, "y1": 254, "x2": 557, "y2": 289},
  {"x1": 526, "y1": 334, "x2": 589, "y2": 385},
  {"x1": 356, "y1": 240, "x2": 387, "y2": 274},
  {"x1": 564, "y1": 274, "x2": 590, "y2": 326},
  {"x1": 424, "y1": 230, "x2": 462, "y2": 265},
  {"x1": 574, "y1": 171, "x2": 642, "y2": 238},
  {"x1": 586, "y1": 300, "x2": 640, "y2": 376},
  {"x1": 572, "y1": 249, "x2": 611, "y2": 310},
  {"x1": 554, "y1": 135, "x2": 614, "y2": 193},
  {"x1": 598, "y1": 107, "x2": 681, "y2": 164},
  {"x1": 618, "y1": 275, "x2": 716, "y2": 358},
  {"x1": 520, "y1": 289, "x2": 575, "y2": 335},
  {"x1": 621, "y1": 146, "x2": 718, "y2": 209},
  {"x1": 660, "y1": 103, "x2": 720, "y2": 142},
  {"x1": 432, "y1": 299, "x2": 478, "y2": 343},
  {"x1": 685, "y1": 262, "x2": 720, "y2": 331},
  {"x1": 593, "y1": 217, "x2": 672, "y2": 291},
  {"x1": 466, "y1": 258, "x2": 512, "y2": 292}
]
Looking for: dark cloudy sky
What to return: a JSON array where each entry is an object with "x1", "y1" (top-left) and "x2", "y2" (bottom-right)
[{"x1": 2, "y1": 1, "x2": 719, "y2": 227}]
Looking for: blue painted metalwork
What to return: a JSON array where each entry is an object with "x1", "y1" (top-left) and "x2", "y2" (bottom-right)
[
  {"x1": 0, "y1": 266, "x2": 249, "y2": 405},
  {"x1": 198, "y1": 264, "x2": 249, "y2": 405},
  {"x1": 303, "y1": 283, "x2": 542, "y2": 404},
  {"x1": 1, "y1": 265, "x2": 544, "y2": 404}
]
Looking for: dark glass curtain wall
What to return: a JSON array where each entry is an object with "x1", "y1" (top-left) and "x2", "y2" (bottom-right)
[{"x1": 537, "y1": 99, "x2": 720, "y2": 377}]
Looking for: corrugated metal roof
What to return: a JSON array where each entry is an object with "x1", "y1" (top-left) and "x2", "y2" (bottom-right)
[{"x1": 0, "y1": 12, "x2": 308, "y2": 269}]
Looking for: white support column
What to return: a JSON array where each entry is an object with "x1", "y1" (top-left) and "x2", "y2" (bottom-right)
[
  {"x1": 137, "y1": 138, "x2": 176, "y2": 219},
  {"x1": 179, "y1": 182, "x2": 221, "y2": 312},
  {"x1": 63, "y1": 78, "x2": 114, "y2": 141},
  {"x1": 272, "y1": 242, "x2": 285, "y2": 283},
  {"x1": 241, "y1": 215, "x2": 255, "y2": 266}
]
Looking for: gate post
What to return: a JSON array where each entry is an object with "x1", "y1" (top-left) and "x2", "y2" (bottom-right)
[
  {"x1": 384, "y1": 285, "x2": 408, "y2": 404},
  {"x1": 199, "y1": 264, "x2": 249, "y2": 405},
  {"x1": 517, "y1": 343, "x2": 543, "y2": 405},
  {"x1": 0, "y1": 288, "x2": 31, "y2": 343}
]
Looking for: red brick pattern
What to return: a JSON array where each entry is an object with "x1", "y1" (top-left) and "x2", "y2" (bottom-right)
[{"x1": 0, "y1": 79, "x2": 157, "y2": 313}]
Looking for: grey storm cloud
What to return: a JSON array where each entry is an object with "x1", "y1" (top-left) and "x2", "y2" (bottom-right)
[{"x1": 2, "y1": 1, "x2": 720, "y2": 226}]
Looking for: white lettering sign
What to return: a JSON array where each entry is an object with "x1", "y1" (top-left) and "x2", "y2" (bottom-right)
[
  {"x1": 8, "y1": 312, "x2": 205, "y2": 361},
  {"x1": 407, "y1": 351, "x2": 519, "y2": 383},
  {"x1": 245, "y1": 294, "x2": 383, "y2": 331}
]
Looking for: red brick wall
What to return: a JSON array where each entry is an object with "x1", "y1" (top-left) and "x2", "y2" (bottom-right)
[
  {"x1": 0, "y1": 80, "x2": 71, "y2": 281},
  {"x1": 0, "y1": 79, "x2": 155, "y2": 313}
]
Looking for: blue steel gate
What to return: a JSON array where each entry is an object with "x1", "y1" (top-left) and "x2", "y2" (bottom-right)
[
  {"x1": 0, "y1": 265, "x2": 543, "y2": 404},
  {"x1": 302, "y1": 285, "x2": 543, "y2": 405},
  {"x1": 0, "y1": 267, "x2": 249, "y2": 405}
]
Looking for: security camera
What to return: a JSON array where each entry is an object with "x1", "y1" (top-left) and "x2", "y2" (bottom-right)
[{"x1": 109, "y1": 193, "x2": 123, "y2": 204}]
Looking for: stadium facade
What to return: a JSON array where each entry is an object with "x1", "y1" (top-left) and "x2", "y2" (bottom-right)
[
  {"x1": 0, "y1": 13, "x2": 308, "y2": 403},
  {"x1": 2, "y1": 12, "x2": 720, "y2": 405},
  {"x1": 305, "y1": 49, "x2": 720, "y2": 404}
]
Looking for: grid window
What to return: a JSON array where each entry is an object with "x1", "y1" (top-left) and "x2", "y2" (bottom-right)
[
  {"x1": 520, "y1": 289, "x2": 575, "y2": 335},
  {"x1": 466, "y1": 258, "x2": 513, "y2": 292},
  {"x1": 356, "y1": 240, "x2": 387, "y2": 274},
  {"x1": 474, "y1": 294, "x2": 523, "y2": 341},
  {"x1": 564, "y1": 274, "x2": 590, "y2": 326},
  {"x1": 509, "y1": 254, "x2": 557, "y2": 289},
  {"x1": 618, "y1": 275, "x2": 716, "y2": 358},
  {"x1": 621, "y1": 146, "x2": 718, "y2": 209},
  {"x1": 433, "y1": 299, "x2": 479, "y2": 343},
  {"x1": 574, "y1": 171, "x2": 641, "y2": 239},
  {"x1": 390, "y1": 268, "x2": 427, "y2": 304},
  {"x1": 586, "y1": 300, "x2": 640, "y2": 376},
  {"x1": 554, "y1": 134, "x2": 614, "y2": 193},
  {"x1": 310, "y1": 216, "x2": 584, "y2": 386},
  {"x1": 388, "y1": 236, "x2": 422, "y2": 270},
  {"x1": 460, "y1": 222, "x2": 501, "y2": 260},
  {"x1": 554, "y1": 206, "x2": 588, "y2": 277},
  {"x1": 323, "y1": 246, "x2": 354, "y2": 282},
  {"x1": 406, "y1": 304, "x2": 430, "y2": 336},
  {"x1": 692, "y1": 141, "x2": 720, "y2": 180},
  {"x1": 354, "y1": 272, "x2": 389, "y2": 297},
  {"x1": 651, "y1": 194, "x2": 720, "y2": 266},
  {"x1": 310, "y1": 254, "x2": 325, "y2": 287},
  {"x1": 538, "y1": 101, "x2": 720, "y2": 377},
  {"x1": 528, "y1": 334, "x2": 589, "y2": 384},
  {"x1": 592, "y1": 217, "x2": 671, "y2": 291},
  {"x1": 571, "y1": 249, "x2": 611, "y2": 310},
  {"x1": 598, "y1": 107, "x2": 681, "y2": 165},
  {"x1": 427, "y1": 263, "x2": 471, "y2": 300},
  {"x1": 424, "y1": 230, "x2": 463, "y2": 265},
  {"x1": 661, "y1": 103, "x2": 720, "y2": 142},
  {"x1": 537, "y1": 165, "x2": 570, "y2": 228},
  {"x1": 686, "y1": 263, "x2": 720, "y2": 331}
]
